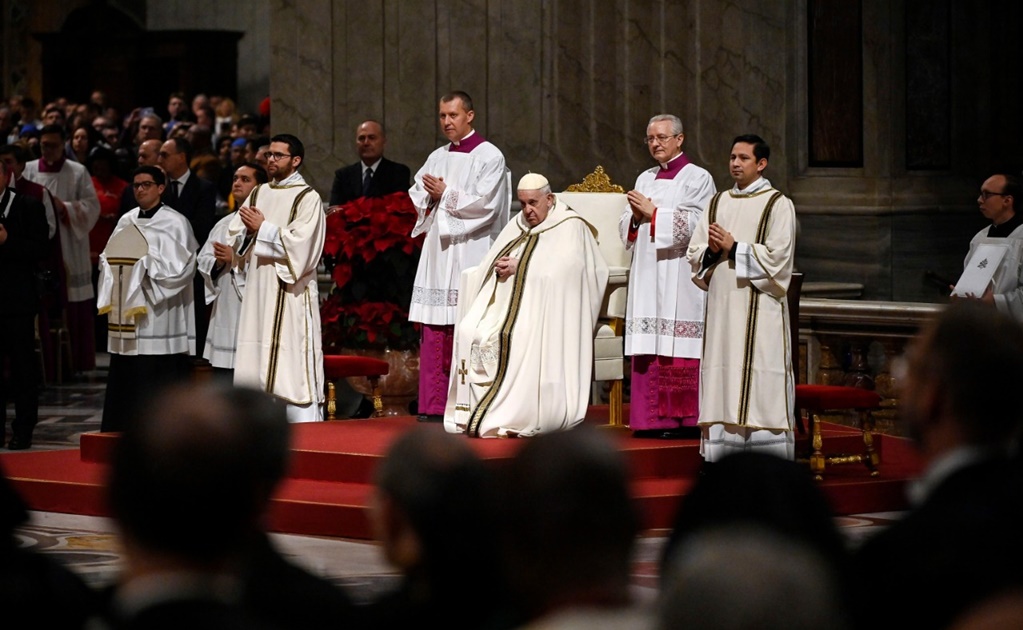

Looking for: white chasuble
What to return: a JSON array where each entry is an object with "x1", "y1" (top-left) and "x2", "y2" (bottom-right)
[
  {"x1": 687, "y1": 185, "x2": 797, "y2": 437},
  {"x1": 227, "y1": 179, "x2": 325, "y2": 406},
  {"x1": 444, "y1": 200, "x2": 609, "y2": 438},
  {"x1": 97, "y1": 206, "x2": 197, "y2": 356},
  {"x1": 619, "y1": 162, "x2": 715, "y2": 359},
  {"x1": 408, "y1": 139, "x2": 511, "y2": 325},
  {"x1": 198, "y1": 212, "x2": 248, "y2": 368}
]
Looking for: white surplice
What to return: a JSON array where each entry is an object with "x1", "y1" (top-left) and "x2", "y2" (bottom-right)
[
  {"x1": 198, "y1": 212, "x2": 247, "y2": 368},
  {"x1": 618, "y1": 159, "x2": 716, "y2": 359},
  {"x1": 687, "y1": 178, "x2": 797, "y2": 461},
  {"x1": 964, "y1": 223, "x2": 1023, "y2": 322},
  {"x1": 23, "y1": 159, "x2": 100, "y2": 302},
  {"x1": 444, "y1": 200, "x2": 609, "y2": 438},
  {"x1": 226, "y1": 173, "x2": 325, "y2": 408},
  {"x1": 408, "y1": 136, "x2": 511, "y2": 325},
  {"x1": 97, "y1": 205, "x2": 197, "y2": 356}
]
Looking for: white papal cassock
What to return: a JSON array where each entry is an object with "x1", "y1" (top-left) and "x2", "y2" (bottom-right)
[
  {"x1": 444, "y1": 199, "x2": 609, "y2": 438},
  {"x1": 226, "y1": 175, "x2": 325, "y2": 410},
  {"x1": 97, "y1": 205, "x2": 197, "y2": 356},
  {"x1": 408, "y1": 132, "x2": 511, "y2": 325},
  {"x1": 687, "y1": 178, "x2": 797, "y2": 461},
  {"x1": 198, "y1": 213, "x2": 247, "y2": 368}
]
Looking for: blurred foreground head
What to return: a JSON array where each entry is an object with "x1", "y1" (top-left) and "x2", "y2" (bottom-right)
[
  {"x1": 107, "y1": 382, "x2": 290, "y2": 565},
  {"x1": 501, "y1": 426, "x2": 639, "y2": 618}
]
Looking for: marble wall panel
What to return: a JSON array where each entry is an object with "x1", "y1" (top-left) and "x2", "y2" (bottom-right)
[
  {"x1": 796, "y1": 214, "x2": 892, "y2": 300},
  {"x1": 266, "y1": 0, "x2": 1021, "y2": 302}
]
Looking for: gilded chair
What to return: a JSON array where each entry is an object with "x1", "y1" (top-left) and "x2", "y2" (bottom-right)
[
  {"x1": 323, "y1": 355, "x2": 389, "y2": 420},
  {"x1": 559, "y1": 167, "x2": 630, "y2": 428}
]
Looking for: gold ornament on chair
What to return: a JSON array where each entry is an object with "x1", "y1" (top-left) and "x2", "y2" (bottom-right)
[{"x1": 566, "y1": 166, "x2": 625, "y2": 193}]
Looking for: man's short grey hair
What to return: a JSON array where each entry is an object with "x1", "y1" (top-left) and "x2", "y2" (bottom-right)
[
  {"x1": 538, "y1": 184, "x2": 552, "y2": 196},
  {"x1": 648, "y1": 114, "x2": 683, "y2": 135}
]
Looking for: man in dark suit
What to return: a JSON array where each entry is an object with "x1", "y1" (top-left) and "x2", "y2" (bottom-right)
[
  {"x1": 329, "y1": 120, "x2": 411, "y2": 207},
  {"x1": 0, "y1": 161, "x2": 49, "y2": 449},
  {"x1": 158, "y1": 137, "x2": 218, "y2": 356},
  {"x1": 852, "y1": 301, "x2": 1023, "y2": 630},
  {"x1": 328, "y1": 120, "x2": 412, "y2": 418}
]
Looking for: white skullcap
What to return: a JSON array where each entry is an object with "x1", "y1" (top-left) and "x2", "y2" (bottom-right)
[{"x1": 517, "y1": 172, "x2": 549, "y2": 191}]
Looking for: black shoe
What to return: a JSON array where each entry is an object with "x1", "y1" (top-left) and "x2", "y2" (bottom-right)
[
  {"x1": 632, "y1": 428, "x2": 700, "y2": 440},
  {"x1": 417, "y1": 414, "x2": 443, "y2": 423},
  {"x1": 350, "y1": 397, "x2": 376, "y2": 419},
  {"x1": 7, "y1": 436, "x2": 32, "y2": 450},
  {"x1": 656, "y1": 427, "x2": 701, "y2": 440}
]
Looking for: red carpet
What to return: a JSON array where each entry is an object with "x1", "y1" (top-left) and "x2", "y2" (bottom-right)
[{"x1": 0, "y1": 408, "x2": 923, "y2": 540}]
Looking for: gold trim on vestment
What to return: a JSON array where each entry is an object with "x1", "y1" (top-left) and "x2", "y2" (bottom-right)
[
  {"x1": 279, "y1": 187, "x2": 315, "y2": 281},
  {"x1": 123, "y1": 306, "x2": 147, "y2": 319},
  {"x1": 736, "y1": 192, "x2": 782, "y2": 424},
  {"x1": 261, "y1": 185, "x2": 316, "y2": 398},
  {"x1": 106, "y1": 257, "x2": 140, "y2": 265},
  {"x1": 466, "y1": 234, "x2": 540, "y2": 437}
]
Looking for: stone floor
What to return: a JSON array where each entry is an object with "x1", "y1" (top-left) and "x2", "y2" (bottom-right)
[{"x1": 6, "y1": 352, "x2": 905, "y2": 603}]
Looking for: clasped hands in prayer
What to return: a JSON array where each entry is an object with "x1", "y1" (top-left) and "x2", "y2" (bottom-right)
[
  {"x1": 707, "y1": 223, "x2": 735, "y2": 254},
  {"x1": 212, "y1": 242, "x2": 234, "y2": 269},
  {"x1": 627, "y1": 190, "x2": 656, "y2": 222},
  {"x1": 423, "y1": 174, "x2": 447, "y2": 202},
  {"x1": 494, "y1": 256, "x2": 518, "y2": 280},
  {"x1": 239, "y1": 205, "x2": 265, "y2": 232}
]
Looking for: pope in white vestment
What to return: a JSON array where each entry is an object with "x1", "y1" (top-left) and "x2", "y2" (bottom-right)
[
  {"x1": 687, "y1": 164, "x2": 797, "y2": 461},
  {"x1": 226, "y1": 144, "x2": 325, "y2": 422},
  {"x1": 445, "y1": 174, "x2": 608, "y2": 438},
  {"x1": 409, "y1": 93, "x2": 511, "y2": 418}
]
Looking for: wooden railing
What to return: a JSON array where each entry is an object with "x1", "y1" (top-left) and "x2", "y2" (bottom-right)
[{"x1": 796, "y1": 298, "x2": 943, "y2": 436}]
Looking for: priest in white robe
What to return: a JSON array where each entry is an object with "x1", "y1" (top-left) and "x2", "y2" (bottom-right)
[
  {"x1": 197, "y1": 163, "x2": 266, "y2": 377},
  {"x1": 619, "y1": 114, "x2": 716, "y2": 439},
  {"x1": 687, "y1": 134, "x2": 797, "y2": 461},
  {"x1": 226, "y1": 135, "x2": 325, "y2": 422},
  {"x1": 409, "y1": 91, "x2": 511, "y2": 421},
  {"x1": 23, "y1": 123, "x2": 100, "y2": 373},
  {"x1": 97, "y1": 166, "x2": 197, "y2": 432},
  {"x1": 445, "y1": 173, "x2": 608, "y2": 438}
]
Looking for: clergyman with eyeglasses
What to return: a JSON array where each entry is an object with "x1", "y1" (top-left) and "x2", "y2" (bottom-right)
[
  {"x1": 224, "y1": 133, "x2": 326, "y2": 422},
  {"x1": 952, "y1": 174, "x2": 1023, "y2": 321},
  {"x1": 619, "y1": 114, "x2": 716, "y2": 439},
  {"x1": 97, "y1": 164, "x2": 198, "y2": 432}
]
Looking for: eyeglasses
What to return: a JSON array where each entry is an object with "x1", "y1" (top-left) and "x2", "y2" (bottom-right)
[
  {"x1": 643, "y1": 134, "x2": 680, "y2": 145},
  {"x1": 265, "y1": 152, "x2": 292, "y2": 161},
  {"x1": 979, "y1": 190, "x2": 1009, "y2": 201},
  {"x1": 132, "y1": 181, "x2": 158, "y2": 190}
]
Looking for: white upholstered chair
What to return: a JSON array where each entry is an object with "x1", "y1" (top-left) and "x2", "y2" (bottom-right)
[{"x1": 559, "y1": 166, "x2": 630, "y2": 427}]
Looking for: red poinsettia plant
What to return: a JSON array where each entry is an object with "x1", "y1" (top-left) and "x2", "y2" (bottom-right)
[{"x1": 321, "y1": 191, "x2": 423, "y2": 351}]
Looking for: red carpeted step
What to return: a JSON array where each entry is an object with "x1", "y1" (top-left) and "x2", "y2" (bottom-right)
[{"x1": 0, "y1": 418, "x2": 923, "y2": 540}]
